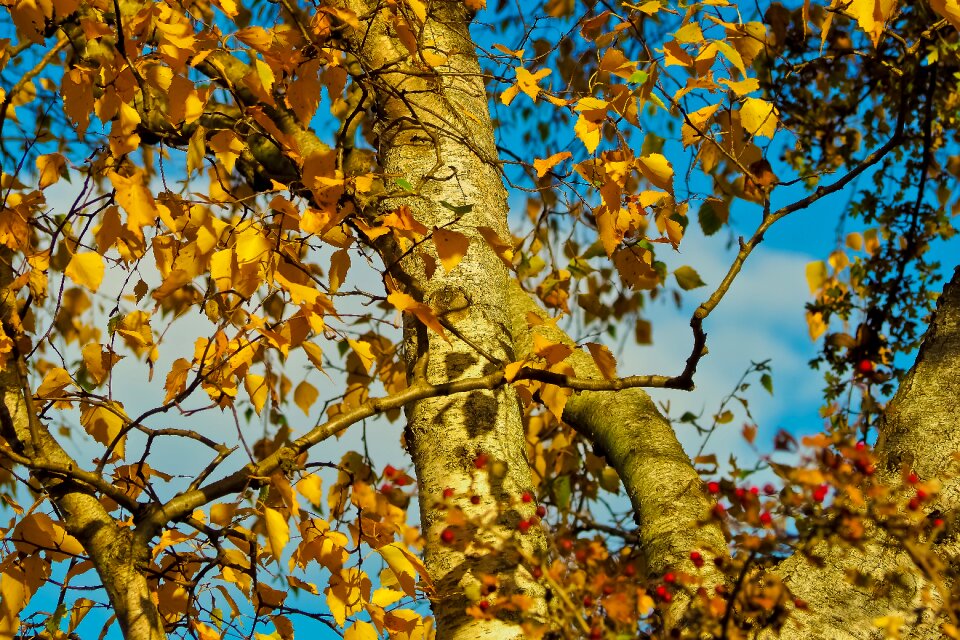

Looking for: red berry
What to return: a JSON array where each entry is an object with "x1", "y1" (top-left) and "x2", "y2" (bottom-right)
[
  {"x1": 916, "y1": 489, "x2": 928, "y2": 501},
  {"x1": 536, "y1": 505, "x2": 547, "y2": 518},
  {"x1": 478, "y1": 600, "x2": 490, "y2": 611},
  {"x1": 662, "y1": 592, "x2": 673, "y2": 603},
  {"x1": 707, "y1": 481, "x2": 721, "y2": 494},
  {"x1": 583, "y1": 595, "x2": 593, "y2": 607},
  {"x1": 443, "y1": 487, "x2": 454, "y2": 499},
  {"x1": 531, "y1": 566, "x2": 543, "y2": 579},
  {"x1": 560, "y1": 538, "x2": 573, "y2": 552},
  {"x1": 750, "y1": 486, "x2": 760, "y2": 496},
  {"x1": 663, "y1": 572, "x2": 675, "y2": 583},
  {"x1": 690, "y1": 551, "x2": 704, "y2": 568},
  {"x1": 623, "y1": 563, "x2": 636, "y2": 577},
  {"x1": 470, "y1": 495, "x2": 481, "y2": 505},
  {"x1": 857, "y1": 359, "x2": 874, "y2": 374},
  {"x1": 655, "y1": 585, "x2": 668, "y2": 598},
  {"x1": 521, "y1": 491, "x2": 533, "y2": 503},
  {"x1": 855, "y1": 441, "x2": 867, "y2": 451},
  {"x1": 474, "y1": 453, "x2": 489, "y2": 469},
  {"x1": 794, "y1": 598, "x2": 808, "y2": 609},
  {"x1": 575, "y1": 549, "x2": 587, "y2": 563},
  {"x1": 440, "y1": 528, "x2": 455, "y2": 544},
  {"x1": 712, "y1": 503, "x2": 726, "y2": 518},
  {"x1": 518, "y1": 519, "x2": 531, "y2": 533},
  {"x1": 734, "y1": 487, "x2": 745, "y2": 499},
  {"x1": 934, "y1": 518, "x2": 945, "y2": 527},
  {"x1": 908, "y1": 497, "x2": 921, "y2": 511},
  {"x1": 383, "y1": 464, "x2": 398, "y2": 478},
  {"x1": 908, "y1": 473, "x2": 919, "y2": 484},
  {"x1": 759, "y1": 512, "x2": 772, "y2": 526},
  {"x1": 602, "y1": 584, "x2": 614, "y2": 595},
  {"x1": 812, "y1": 485, "x2": 829, "y2": 503},
  {"x1": 763, "y1": 483, "x2": 776, "y2": 495},
  {"x1": 380, "y1": 482, "x2": 393, "y2": 493}
]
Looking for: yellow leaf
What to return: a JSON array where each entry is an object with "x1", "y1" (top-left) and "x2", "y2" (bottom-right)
[
  {"x1": 533, "y1": 333, "x2": 573, "y2": 366},
  {"x1": 347, "y1": 339, "x2": 376, "y2": 374},
  {"x1": 636, "y1": 153, "x2": 674, "y2": 192},
  {"x1": 36, "y1": 367, "x2": 73, "y2": 399},
  {"x1": 406, "y1": 0, "x2": 427, "y2": 21},
  {"x1": 574, "y1": 114, "x2": 601, "y2": 153},
  {"x1": 534, "y1": 151, "x2": 572, "y2": 177},
  {"x1": 377, "y1": 542, "x2": 426, "y2": 597},
  {"x1": 303, "y1": 341, "x2": 325, "y2": 369},
  {"x1": 740, "y1": 97, "x2": 778, "y2": 139},
  {"x1": 263, "y1": 506, "x2": 289, "y2": 563},
  {"x1": 325, "y1": 568, "x2": 371, "y2": 627},
  {"x1": 294, "y1": 380, "x2": 318, "y2": 415},
  {"x1": 511, "y1": 66, "x2": 552, "y2": 103},
  {"x1": 718, "y1": 77, "x2": 759, "y2": 96},
  {"x1": 80, "y1": 402, "x2": 127, "y2": 457},
  {"x1": 65, "y1": 252, "x2": 105, "y2": 292},
  {"x1": 108, "y1": 170, "x2": 157, "y2": 240},
  {"x1": 846, "y1": 232, "x2": 863, "y2": 251},
  {"x1": 296, "y1": 474, "x2": 323, "y2": 507},
  {"x1": 674, "y1": 21, "x2": 704, "y2": 44},
  {"x1": 82, "y1": 342, "x2": 122, "y2": 385},
  {"x1": 329, "y1": 249, "x2": 350, "y2": 293},
  {"x1": 930, "y1": 0, "x2": 960, "y2": 31},
  {"x1": 36, "y1": 153, "x2": 66, "y2": 189},
  {"x1": 433, "y1": 227, "x2": 470, "y2": 272},
  {"x1": 585, "y1": 343, "x2": 618, "y2": 379},
  {"x1": 345, "y1": 621, "x2": 379, "y2": 640},
  {"x1": 386, "y1": 292, "x2": 448, "y2": 339},
  {"x1": 806, "y1": 310, "x2": 827, "y2": 341},
  {"x1": 245, "y1": 374, "x2": 269, "y2": 414},
  {"x1": 192, "y1": 621, "x2": 221, "y2": 640},
  {"x1": 849, "y1": 0, "x2": 898, "y2": 46},
  {"x1": 805, "y1": 260, "x2": 827, "y2": 294}
]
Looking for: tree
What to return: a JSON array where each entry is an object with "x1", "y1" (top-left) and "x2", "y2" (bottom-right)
[{"x1": 0, "y1": 0, "x2": 958, "y2": 638}]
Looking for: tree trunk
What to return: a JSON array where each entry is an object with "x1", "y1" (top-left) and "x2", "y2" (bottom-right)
[{"x1": 338, "y1": 1, "x2": 549, "y2": 637}]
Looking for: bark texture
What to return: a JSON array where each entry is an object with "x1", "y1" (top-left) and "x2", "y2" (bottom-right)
[{"x1": 338, "y1": 2, "x2": 548, "y2": 637}]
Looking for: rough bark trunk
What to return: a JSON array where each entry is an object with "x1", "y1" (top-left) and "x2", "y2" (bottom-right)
[
  {"x1": 0, "y1": 256, "x2": 164, "y2": 640},
  {"x1": 338, "y1": 2, "x2": 549, "y2": 637}
]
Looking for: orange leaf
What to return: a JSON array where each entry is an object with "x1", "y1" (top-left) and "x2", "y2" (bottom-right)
[
  {"x1": 533, "y1": 151, "x2": 572, "y2": 178},
  {"x1": 387, "y1": 292, "x2": 448, "y2": 340},
  {"x1": 433, "y1": 227, "x2": 470, "y2": 272},
  {"x1": 585, "y1": 343, "x2": 618, "y2": 379}
]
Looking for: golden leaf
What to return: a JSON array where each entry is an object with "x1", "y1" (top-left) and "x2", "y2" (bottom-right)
[
  {"x1": 294, "y1": 380, "x2": 318, "y2": 415},
  {"x1": 263, "y1": 506, "x2": 289, "y2": 563},
  {"x1": 36, "y1": 153, "x2": 66, "y2": 189},
  {"x1": 740, "y1": 97, "x2": 778, "y2": 139},
  {"x1": 533, "y1": 151, "x2": 573, "y2": 178},
  {"x1": 432, "y1": 227, "x2": 470, "y2": 272},
  {"x1": 585, "y1": 342, "x2": 618, "y2": 379},
  {"x1": 65, "y1": 252, "x2": 105, "y2": 293},
  {"x1": 245, "y1": 374, "x2": 269, "y2": 414},
  {"x1": 386, "y1": 292, "x2": 447, "y2": 339}
]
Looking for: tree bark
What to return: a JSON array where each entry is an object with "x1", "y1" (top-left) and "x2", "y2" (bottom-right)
[{"x1": 336, "y1": 2, "x2": 549, "y2": 637}]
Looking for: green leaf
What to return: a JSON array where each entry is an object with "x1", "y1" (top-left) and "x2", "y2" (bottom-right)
[
  {"x1": 674, "y1": 265, "x2": 706, "y2": 290},
  {"x1": 761, "y1": 373, "x2": 774, "y2": 395},
  {"x1": 553, "y1": 475, "x2": 571, "y2": 510},
  {"x1": 439, "y1": 201, "x2": 474, "y2": 215},
  {"x1": 628, "y1": 69, "x2": 649, "y2": 84},
  {"x1": 396, "y1": 178, "x2": 413, "y2": 191},
  {"x1": 698, "y1": 201, "x2": 724, "y2": 236}
]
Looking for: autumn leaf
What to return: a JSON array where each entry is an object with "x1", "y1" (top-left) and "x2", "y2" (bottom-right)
[
  {"x1": 387, "y1": 292, "x2": 448, "y2": 339},
  {"x1": 501, "y1": 66, "x2": 552, "y2": 105},
  {"x1": 65, "y1": 252, "x2": 105, "y2": 292},
  {"x1": 585, "y1": 343, "x2": 618, "y2": 379},
  {"x1": 433, "y1": 227, "x2": 470, "y2": 272},
  {"x1": 36, "y1": 367, "x2": 73, "y2": 399},
  {"x1": 534, "y1": 151, "x2": 573, "y2": 177},
  {"x1": 740, "y1": 97, "x2": 779, "y2": 139},
  {"x1": 344, "y1": 621, "x2": 379, "y2": 640},
  {"x1": 245, "y1": 374, "x2": 269, "y2": 414},
  {"x1": 80, "y1": 402, "x2": 127, "y2": 458},
  {"x1": 674, "y1": 265, "x2": 706, "y2": 290},
  {"x1": 263, "y1": 506, "x2": 289, "y2": 563},
  {"x1": 377, "y1": 542, "x2": 428, "y2": 596},
  {"x1": 36, "y1": 153, "x2": 66, "y2": 189},
  {"x1": 806, "y1": 261, "x2": 827, "y2": 294},
  {"x1": 636, "y1": 153, "x2": 674, "y2": 192},
  {"x1": 294, "y1": 380, "x2": 318, "y2": 415}
]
